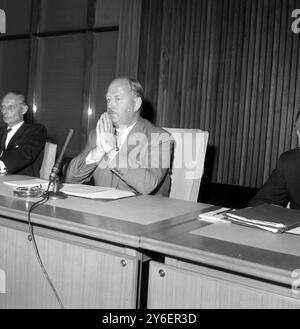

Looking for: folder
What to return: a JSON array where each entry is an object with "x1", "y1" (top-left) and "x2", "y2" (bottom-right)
[{"x1": 225, "y1": 203, "x2": 300, "y2": 233}]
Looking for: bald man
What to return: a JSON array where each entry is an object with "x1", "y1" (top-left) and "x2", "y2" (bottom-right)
[
  {"x1": 66, "y1": 77, "x2": 173, "y2": 196},
  {"x1": 0, "y1": 92, "x2": 47, "y2": 176}
]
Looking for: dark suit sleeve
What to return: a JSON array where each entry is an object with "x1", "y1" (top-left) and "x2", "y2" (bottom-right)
[
  {"x1": 249, "y1": 155, "x2": 289, "y2": 207},
  {"x1": 65, "y1": 129, "x2": 99, "y2": 183},
  {"x1": 1, "y1": 124, "x2": 47, "y2": 174}
]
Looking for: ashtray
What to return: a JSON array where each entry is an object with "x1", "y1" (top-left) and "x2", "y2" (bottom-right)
[{"x1": 13, "y1": 186, "x2": 45, "y2": 198}]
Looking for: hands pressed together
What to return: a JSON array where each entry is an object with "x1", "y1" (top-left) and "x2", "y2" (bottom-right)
[{"x1": 95, "y1": 112, "x2": 118, "y2": 156}]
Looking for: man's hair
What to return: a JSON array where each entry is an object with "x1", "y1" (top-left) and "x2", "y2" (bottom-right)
[
  {"x1": 3, "y1": 91, "x2": 27, "y2": 106},
  {"x1": 296, "y1": 111, "x2": 300, "y2": 131},
  {"x1": 120, "y1": 77, "x2": 144, "y2": 101}
]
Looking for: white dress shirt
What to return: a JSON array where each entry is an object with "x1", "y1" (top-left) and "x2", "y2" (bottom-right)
[{"x1": 5, "y1": 121, "x2": 24, "y2": 148}]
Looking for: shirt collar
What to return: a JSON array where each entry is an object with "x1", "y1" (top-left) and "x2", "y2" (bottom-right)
[
  {"x1": 116, "y1": 121, "x2": 136, "y2": 136},
  {"x1": 8, "y1": 121, "x2": 24, "y2": 132}
]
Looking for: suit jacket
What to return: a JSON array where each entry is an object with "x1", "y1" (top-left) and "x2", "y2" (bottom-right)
[
  {"x1": 249, "y1": 148, "x2": 300, "y2": 209},
  {"x1": 0, "y1": 123, "x2": 47, "y2": 177},
  {"x1": 66, "y1": 117, "x2": 173, "y2": 196}
]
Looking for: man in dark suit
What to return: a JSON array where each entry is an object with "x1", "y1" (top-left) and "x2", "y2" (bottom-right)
[
  {"x1": 249, "y1": 111, "x2": 300, "y2": 209},
  {"x1": 0, "y1": 92, "x2": 47, "y2": 177},
  {"x1": 66, "y1": 77, "x2": 173, "y2": 196}
]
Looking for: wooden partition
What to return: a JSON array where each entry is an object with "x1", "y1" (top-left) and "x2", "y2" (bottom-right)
[
  {"x1": 148, "y1": 259, "x2": 300, "y2": 309},
  {"x1": 0, "y1": 217, "x2": 139, "y2": 309}
]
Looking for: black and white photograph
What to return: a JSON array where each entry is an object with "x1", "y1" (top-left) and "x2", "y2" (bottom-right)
[{"x1": 0, "y1": 0, "x2": 300, "y2": 315}]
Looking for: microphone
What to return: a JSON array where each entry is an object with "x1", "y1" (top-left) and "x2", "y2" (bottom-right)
[
  {"x1": 47, "y1": 129, "x2": 74, "y2": 200},
  {"x1": 49, "y1": 129, "x2": 74, "y2": 181}
]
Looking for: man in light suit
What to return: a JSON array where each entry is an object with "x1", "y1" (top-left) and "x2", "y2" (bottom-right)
[
  {"x1": 0, "y1": 92, "x2": 47, "y2": 177},
  {"x1": 249, "y1": 111, "x2": 300, "y2": 209},
  {"x1": 66, "y1": 77, "x2": 173, "y2": 196}
]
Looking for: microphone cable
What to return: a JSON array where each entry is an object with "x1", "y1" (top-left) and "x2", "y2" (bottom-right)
[{"x1": 27, "y1": 181, "x2": 65, "y2": 309}]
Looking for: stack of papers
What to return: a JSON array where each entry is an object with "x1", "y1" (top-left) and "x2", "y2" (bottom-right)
[
  {"x1": 198, "y1": 207, "x2": 231, "y2": 223},
  {"x1": 225, "y1": 204, "x2": 300, "y2": 233},
  {"x1": 3, "y1": 180, "x2": 136, "y2": 200},
  {"x1": 60, "y1": 183, "x2": 136, "y2": 200}
]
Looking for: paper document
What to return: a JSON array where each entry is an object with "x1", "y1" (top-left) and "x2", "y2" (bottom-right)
[
  {"x1": 287, "y1": 226, "x2": 300, "y2": 235},
  {"x1": 198, "y1": 207, "x2": 231, "y2": 223},
  {"x1": 61, "y1": 183, "x2": 136, "y2": 200},
  {"x1": 228, "y1": 217, "x2": 280, "y2": 233},
  {"x1": 4, "y1": 178, "x2": 49, "y2": 188}
]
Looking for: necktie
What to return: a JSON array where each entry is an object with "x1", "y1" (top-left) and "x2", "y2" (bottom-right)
[
  {"x1": 115, "y1": 130, "x2": 122, "y2": 151},
  {"x1": 1, "y1": 128, "x2": 11, "y2": 151}
]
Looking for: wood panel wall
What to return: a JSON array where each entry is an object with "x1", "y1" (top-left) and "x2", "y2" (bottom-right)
[
  {"x1": 138, "y1": 0, "x2": 300, "y2": 188},
  {"x1": 0, "y1": 0, "x2": 141, "y2": 156},
  {"x1": 116, "y1": 0, "x2": 141, "y2": 77},
  {"x1": 1, "y1": 0, "x2": 300, "y2": 188}
]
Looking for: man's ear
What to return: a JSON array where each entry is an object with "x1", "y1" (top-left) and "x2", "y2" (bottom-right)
[
  {"x1": 22, "y1": 105, "x2": 28, "y2": 115},
  {"x1": 134, "y1": 97, "x2": 142, "y2": 113}
]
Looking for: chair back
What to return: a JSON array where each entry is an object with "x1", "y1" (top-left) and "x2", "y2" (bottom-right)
[
  {"x1": 40, "y1": 142, "x2": 57, "y2": 179},
  {"x1": 163, "y1": 127, "x2": 209, "y2": 202}
]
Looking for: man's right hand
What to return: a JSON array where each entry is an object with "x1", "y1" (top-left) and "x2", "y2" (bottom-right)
[
  {"x1": 0, "y1": 160, "x2": 7, "y2": 175},
  {"x1": 98, "y1": 113, "x2": 118, "y2": 155},
  {"x1": 85, "y1": 117, "x2": 106, "y2": 164},
  {"x1": 96, "y1": 117, "x2": 104, "y2": 151},
  {"x1": 85, "y1": 113, "x2": 117, "y2": 164}
]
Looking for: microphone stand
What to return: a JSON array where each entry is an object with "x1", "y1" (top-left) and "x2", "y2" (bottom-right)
[
  {"x1": 47, "y1": 175, "x2": 67, "y2": 200},
  {"x1": 46, "y1": 129, "x2": 74, "y2": 200}
]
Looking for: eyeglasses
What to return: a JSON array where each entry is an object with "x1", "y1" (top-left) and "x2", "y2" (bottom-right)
[{"x1": 1, "y1": 104, "x2": 21, "y2": 112}]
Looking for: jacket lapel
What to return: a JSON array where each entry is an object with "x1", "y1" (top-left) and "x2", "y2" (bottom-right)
[
  {"x1": 6, "y1": 123, "x2": 26, "y2": 150},
  {"x1": 0, "y1": 126, "x2": 7, "y2": 155},
  {"x1": 114, "y1": 117, "x2": 145, "y2": 163}
]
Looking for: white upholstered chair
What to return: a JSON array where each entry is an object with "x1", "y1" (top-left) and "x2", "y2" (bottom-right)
[
  {"x1": 164, "y1": 127, "x2": 209, "y2": 202},
  {"x1": 40, "y1": 142, "x2": 57, "y2": 179}
]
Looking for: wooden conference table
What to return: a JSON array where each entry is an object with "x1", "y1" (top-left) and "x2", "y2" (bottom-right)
[
  {"x1": 0, "y1": 175, "x2": 300, "y2": 309},
  {"x1": 0, "y1": 175, "x2": 207, "y2": 309},
  {"x1": 142, "y1": 214, "x2": 300, "y2": 308}
]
